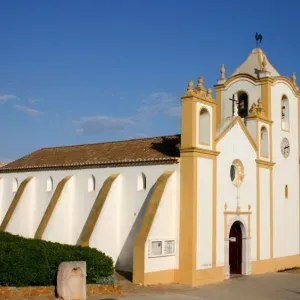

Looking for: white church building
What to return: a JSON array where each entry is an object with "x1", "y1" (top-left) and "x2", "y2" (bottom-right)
[{"x1": 1, "y1": 48, "x2": 300, "y2": 286}]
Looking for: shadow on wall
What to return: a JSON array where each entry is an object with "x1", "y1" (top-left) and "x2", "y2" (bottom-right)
[{"x1": 115, "y1": 185, "x2": 155, "y2": 276}]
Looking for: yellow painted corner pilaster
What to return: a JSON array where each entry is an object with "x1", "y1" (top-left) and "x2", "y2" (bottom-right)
[
  {"x1": 298, "y1": 96, "x2": 300, "y2": 253},
  {"x1": 181, "y1": 97, "x2": 197, "y2": 148},
  {"x1": 0, "y1": 176, "x2": 33, "y2": 232},
  {"x1": 212, "y1": 104, "x2": 217, "y2": 151},
  {"x1": 260, "y1": 78, "x2": 272, "y2": 120},
  {"x1": 270, "y1": 168, "x2": 274, "y2": 258},
  {"x1": 77, "y1": 174, "x2": 119, "y2": 247},
  {"x1": 212, "y1": 157, "x2": 217, "y2": 267},
  {"x1": 215, "y1": 86, "x2": 223, "y2": 127},
  {"x1": 178, "y1": 152, "x2": 198, "y2": 286},
  {"x1": 133, "y1": 171, "x2": 174, "y2": 285},
  {"x1": 256, "y1": 165, "x2": 260, "y2": 260}
]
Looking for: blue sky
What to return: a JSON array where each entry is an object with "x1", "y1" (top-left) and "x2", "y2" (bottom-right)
[{"x1": 1, "y1": 0, "x2": 300, "y2": 162}]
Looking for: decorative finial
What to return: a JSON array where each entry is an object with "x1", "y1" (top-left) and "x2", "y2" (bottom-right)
[
  {"x1": 261, "y1": 55, "x2": 267, "y2": 72},
  {"x1": 220, "y1": 64, "x2": 226, "y2": 80},
  {"x1": 248, "y1": 204, "x2": 251, "y2": 211},
  {"x1": 197, "y1": 76, "x2": 204, "y2": 89},
  {"x1": 207, "y1": 88, "x2": 212, "y2": 98},
  {"x1": 187, "y1": 80, "x2": 193, "y2": 90},
  {"x1": 292, "y1": 72, "x2": 297, "y2": 85}
]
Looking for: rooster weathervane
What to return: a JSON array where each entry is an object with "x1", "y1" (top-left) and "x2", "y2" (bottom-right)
[{"x1": 255, "y1": 32, "x2": 263, "y2": 47}]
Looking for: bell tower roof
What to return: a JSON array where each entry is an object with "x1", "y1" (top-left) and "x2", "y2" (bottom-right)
[{"x1": 231, "y1": 48, "x2": 280, "y2": 78}]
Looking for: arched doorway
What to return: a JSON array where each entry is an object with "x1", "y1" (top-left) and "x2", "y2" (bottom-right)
[{"x1": 229, "y1": 221, "x2": 242, "y2": 274}]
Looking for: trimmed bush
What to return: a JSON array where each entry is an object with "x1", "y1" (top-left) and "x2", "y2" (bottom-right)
[{"x1": 0, "y1": 232, "x2": 114, "y2": 287}]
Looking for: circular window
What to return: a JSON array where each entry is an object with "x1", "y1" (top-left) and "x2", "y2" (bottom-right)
[
  {"x1": 230, "y1": 159, "x2": 245, "y2": 187},
  {"x1": 230, "y1": 165, "x2": 236, "y2": 182}
]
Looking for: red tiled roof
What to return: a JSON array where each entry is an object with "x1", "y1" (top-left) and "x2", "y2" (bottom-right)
[{"x1": 0, "y1": 135, "x2": 181, "y2": 172}]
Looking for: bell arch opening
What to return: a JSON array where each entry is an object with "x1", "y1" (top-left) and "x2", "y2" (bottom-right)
[{"x1": 237, "y1": 92, "x2": 249, "y2": 119}]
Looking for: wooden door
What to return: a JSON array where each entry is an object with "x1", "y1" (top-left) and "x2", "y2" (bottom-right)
[{"x1": 229, "y1": 221, "x2": 242, "y2": 274}]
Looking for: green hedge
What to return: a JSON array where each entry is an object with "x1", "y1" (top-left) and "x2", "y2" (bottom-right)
[{"x1": 0, "y1": 232, "x2": 114, "y2": 287}]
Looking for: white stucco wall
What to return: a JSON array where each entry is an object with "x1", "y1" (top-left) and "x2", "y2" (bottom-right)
[
  {"x1": 221, "y1": 78, "x2": 261, "y2": 121},
  {"x1": 271, "y1": 81, "x2": 299, "y2": 258},
  {"x1": 6, "y1": 177, "x2": 36, "y2": 238},
  {"x1": 43, "y1": 176, "x2": 75, "y2": 244},
  {"x1": 0, "y1": 163, "x2": 179, "y2": 273},
  {"x1": 89, "y1": 175, "x2": 122, "y2": 265},
  {"x1": 216, "y1": 121, "x2": 257, "y2": 265},
  {"x1": 196, "y1": 157, "x2": 213, "y2": 270},
  {"x1": 258, "y1": 122, "x2": 270, "y2": 161},
  {"x1": 259, "y1": 167, "x2": 270, "y2": 260},
  {"x1": 145, "y1": 172, "x2": 179, "y2": 273},
  {"x1": 246, "y1": 119, "x2": 257, "y2": 142}
]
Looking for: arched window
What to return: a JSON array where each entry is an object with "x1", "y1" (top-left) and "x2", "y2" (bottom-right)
[
  {"x1": 46, "y1": 177, "x2": 53, "y2": 192},
  {"x1": 199, "y1": 107, "x2": 210, "y2": 145},
  {"x1": 12, "y1": 178, "x2": 18, "y2": 193},
  {"x1": 281, "y1": 95, "x2": 290, "y2": 131},
  {"x1": 260, "y1": 126, "x2": 269, "y2": 158},
  {"x1": 137, "y1": 173, "x2": 146, "y2": 191},
  {"x1": 88, "y1": 175, "x2": 96, "y2": 192},
  {"x1": 285, "y1": 184, "x2": 288, "y2": 199},
  {"x1": 237, "y1": 92, "x2": 249, "y2": 118}
]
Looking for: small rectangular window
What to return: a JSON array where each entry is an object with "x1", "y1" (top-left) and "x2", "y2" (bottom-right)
[
  {"x1": 148, "y1": 239, "x2": 176, "y2": 257},
  {"x1": 164, "y1": 240, "x2": 175, "y2": 255},
  {"x1": 151, "y1": 241, "x2": 162, "y2": 256}
]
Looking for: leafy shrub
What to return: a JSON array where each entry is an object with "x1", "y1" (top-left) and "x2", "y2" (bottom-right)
[{"x1": 0, "y1": 232, "x2": 114, "y2": 287}]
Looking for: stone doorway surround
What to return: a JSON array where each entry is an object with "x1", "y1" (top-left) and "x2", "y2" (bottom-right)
[{"x1": 224, "y1": 204, "x2": 252, "y2": 279}]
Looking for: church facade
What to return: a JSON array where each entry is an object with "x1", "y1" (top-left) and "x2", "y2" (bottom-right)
[{"x1": 0, "y1": 48, "x2": 300, "y2": 286}]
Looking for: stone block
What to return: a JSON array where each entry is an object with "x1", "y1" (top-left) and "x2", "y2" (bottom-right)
[{"x1": 56, "y1": 261, "x2": 86, "y2": 300}]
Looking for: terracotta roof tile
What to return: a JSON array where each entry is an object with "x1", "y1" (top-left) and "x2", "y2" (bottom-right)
[{"x1": 0, "y1": 134, "x2": 181, "y2": 172}]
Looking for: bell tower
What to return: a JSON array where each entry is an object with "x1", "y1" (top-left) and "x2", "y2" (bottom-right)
[{"x1": 178, "y1": 77, "x2": 221, "y2": 286}]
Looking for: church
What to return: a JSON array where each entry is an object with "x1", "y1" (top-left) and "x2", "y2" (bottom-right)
[{"x1": 0, "y1": 47, "x2": 300, "y2": 287}]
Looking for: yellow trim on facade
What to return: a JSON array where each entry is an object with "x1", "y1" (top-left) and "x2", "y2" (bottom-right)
[
  {"x1": 298, "y1": 96, "x2": 300, "y2": 253},
  {"x1": 252, "y1": 254, "x2": 300, "y2": 274},
  {"x1": 260, "y1": 77, "x2": 272, "y2": 120},
  {"x1": 180, "y1": 147, "x2": 219, "y2": 158},
  {"x1": 212, "y1": 157, "x2": 217, "y2": 267},
  {"x1": 133, "y1": 171, "x2": 174, "y2": 285},
  {"x1": 0, "y1": 177, "x2": 33, "y2": 232},
  {"x1": 77, "y1": 174, "x2": 119, "y2": 247},
  {"x1": 215, "y1": 86, "x2": 222, "y2": 127},
  {"x1": 256, "y1": 159, "x2": 275, "y2": 168},
  {"x1": 216, "y1": 117, "x2": 258, "y2": 152},
  {"x1": 273, "y1": 76, "x2": 300, "y2": 96},
  {"x1": 270, "y1": 168, "x2": 274, "y2": 258},
  {"x1": 256, "y1": 165, "x2": 260, "y2": 260},
  {"x1": 181, "y1": 98, "x2": 197, "y2": 148},
  {"x1": 194, "y1": 267, "x2": 224, "y2": 287},
  {"x1": 178, "y1": 151, "x2": 197, "y2": 286},
  {"x1": 247, "y1": 115, "x2": 273, "y2": 125},
  {"x1": 215, "y1": 74, "x2": 300, "y2": 96},
  {"x1": 34, "y1": 176, "x2": 72, "y2": 239},
  {"x1": 215, "y1": 74, "x2": 258, "y2": 88},
  {"x1": 181, "y1": 95, "x2": 217, "y2": 107},
  {"x1": 212, "y1": 103, "x2": 217, "y2": 151},
  {"x1": 143, "y1": 269, "x2": 176, "y2": 285}
]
